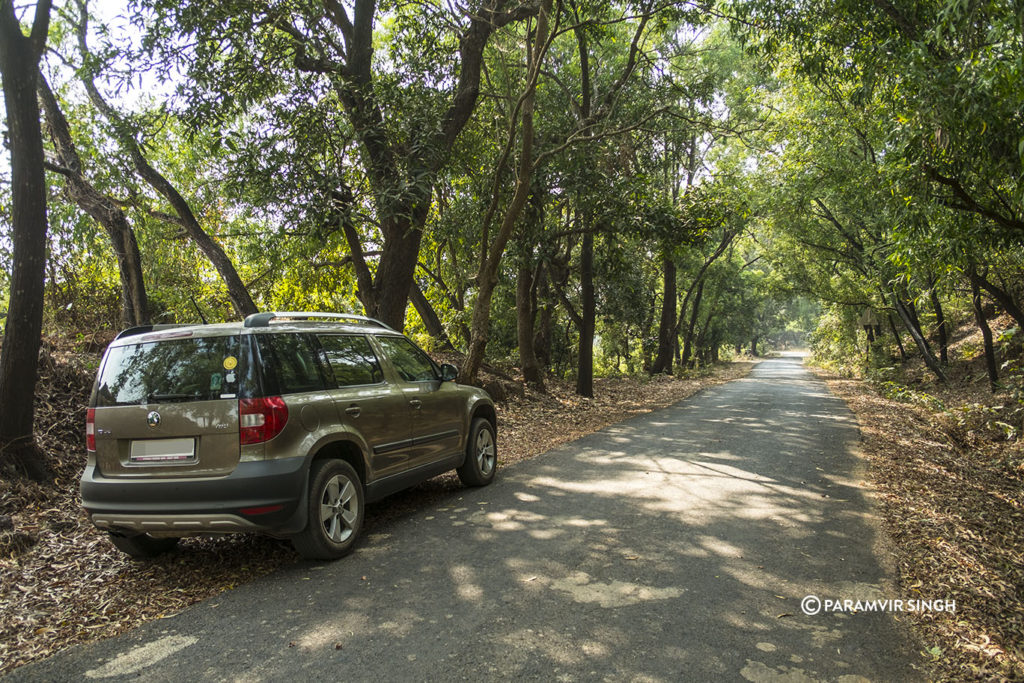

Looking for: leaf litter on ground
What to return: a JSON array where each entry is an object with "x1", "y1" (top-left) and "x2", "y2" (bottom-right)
[{"x1": 817, "y1": 370, "x2": 1024, "y2": 681}]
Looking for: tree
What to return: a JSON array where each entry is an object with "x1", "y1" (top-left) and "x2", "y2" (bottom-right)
[
  {"x1": 461, "y1": 0, "x2": 556, "y2": 384},
  {"x1": 37, "y1": 72, "x2": 149, "y2": 327},
  {"x1": 143, "y1": 0, "x2": 539, "y2": 329},
  {"x1": 75, "y1": 0, "x2": 257, "y2": 319},
  {"x1": 0, "y1": 0, "x2": 52, "y2": 479}
]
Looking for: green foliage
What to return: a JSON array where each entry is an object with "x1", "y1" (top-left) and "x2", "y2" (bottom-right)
[
  {"x1": 869, "y1": 378, "x2": 946, "y2": 412},
  {"x1": 809, "y1": 306, "x2": 860, "y2": 371},
  {"x1": 24, "y1": 0, "x2": 995, "y2": 391}
]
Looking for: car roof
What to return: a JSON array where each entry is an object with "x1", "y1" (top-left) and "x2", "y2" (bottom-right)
[{"x1": 110, "y1": 313, "x2": 397, "y2": 346}]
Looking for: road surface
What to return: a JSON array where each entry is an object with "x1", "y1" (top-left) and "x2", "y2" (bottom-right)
[{"x1": 9, "y1": 356, "x2": 922, "y2": 681}]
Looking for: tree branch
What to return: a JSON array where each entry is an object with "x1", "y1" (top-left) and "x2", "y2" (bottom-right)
[
  {"x1": 311, "y1": 251, "x2": 383, "y2": 269},
  {"x1": 438, "y1": 0, "x2": 540, "y2": 154},
  {"x1": 596, "y1": 8, "x2": 651, "y2": 119},
  {"x1": 551, "y1": 277, "x2": 583, "y2": 328},
  {"x1": 811, "y1": 198, "x2": 865, "y2": 254},
  {"x1": 926, "y1": 166, "x2": 1024, "y2": 234},
  {"x1": 29, "y1": 0, "x2": 52, "y2": 58},
  {"x1": 42, "y1": 159, "x2": 76, "y2": 178},
  {"x1": 321, "y1": 0, "x2": 354, "y2": 54}
]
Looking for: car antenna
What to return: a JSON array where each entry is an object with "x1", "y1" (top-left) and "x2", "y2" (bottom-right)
[{"x1": 189, "y1": 294, "x2": 208, "y2": 324}]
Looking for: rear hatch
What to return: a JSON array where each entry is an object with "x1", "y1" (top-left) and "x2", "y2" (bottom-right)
[{"x1": 91, "y1": 331, "x2": 254, "y2": 478}]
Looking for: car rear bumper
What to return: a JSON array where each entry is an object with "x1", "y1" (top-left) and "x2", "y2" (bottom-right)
[
  {"x1": 81, "y1": 455, "x2": 308, "y2": 536},
  {"x1": 91, "y1": 512, "x2": 263, "y2": 535}
]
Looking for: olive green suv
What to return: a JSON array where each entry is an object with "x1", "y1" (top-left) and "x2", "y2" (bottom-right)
[{"x1": 82, "y1": 312, "x2": 497, "y2": 560}]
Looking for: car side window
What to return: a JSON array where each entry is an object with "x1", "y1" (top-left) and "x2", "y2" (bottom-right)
[
  {"x1": 257, "y1": 333, "x2": 326, "y2": 394},
  {"x1": 318, "y1": 335, "x2": 383, "y2": 387},
  {"x1": 375, "y1": 336, "x2": 438, "y2": 383}
]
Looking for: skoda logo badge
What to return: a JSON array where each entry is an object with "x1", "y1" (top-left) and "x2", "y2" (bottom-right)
[{"x1": 147, "y1": 411, "x2": 161, "y2": 428}]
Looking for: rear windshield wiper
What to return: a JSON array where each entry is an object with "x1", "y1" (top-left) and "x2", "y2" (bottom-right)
[{"x1": 147, "y1": 393, "x2": 198, "y2": 403}]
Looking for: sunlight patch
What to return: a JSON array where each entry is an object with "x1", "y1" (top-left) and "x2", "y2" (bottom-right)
[
  {"x1": 548, "y1": 571, "x2": 683, "y2": 608},
  {"x1": 85, "y1": 635, "x2": 197, "y2": 679}
]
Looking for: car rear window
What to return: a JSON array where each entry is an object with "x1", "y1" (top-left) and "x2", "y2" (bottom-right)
[
  {"x1": 255, "y1": 333, "x2": 326, "y2": 395},
  {"x1": 318, "y1": 335, "x2": 384, "y2": 387},
  {"x1": 96, "y1": 335, "x2": 252, "y2": 406}
]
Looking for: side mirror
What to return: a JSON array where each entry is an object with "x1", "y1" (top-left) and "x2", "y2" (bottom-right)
[{"x1": 439, "y1": 363, "x2": 459, "y2": 382}]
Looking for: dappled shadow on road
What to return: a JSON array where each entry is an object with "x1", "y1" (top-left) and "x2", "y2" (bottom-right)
[
  {"x1": 15, "y1": 359, "x2": 920, "y2": 682},
  {"x1": 184, "y1": 359, "x2": 919, "y2": 682}
]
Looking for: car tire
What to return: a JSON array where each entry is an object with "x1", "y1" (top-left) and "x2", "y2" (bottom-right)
[
  {"x1": 457, "y1": 417, "x2": 497, "y2": 487},
  {"x1": 108, "y1": 532, "x2": 178, "y2": 559},
  {"x1": 291, "y1": 459, "x2": 364, "y2": 561}
]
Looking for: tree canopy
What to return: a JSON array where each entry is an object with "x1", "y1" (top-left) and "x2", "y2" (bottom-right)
[{"x1": 2, "y1": 0, "x2": 1023, "y2": 470}]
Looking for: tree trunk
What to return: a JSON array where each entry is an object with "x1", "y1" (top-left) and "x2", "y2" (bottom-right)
[
  {"x1": 680, "y1": 279, "x2": 704, "y2": 368},
  {"x1": 38, "y1": 73, "x2": 149, "y2": 327},
  {"x1": 890, "y1": 291, "x2": 948, "y2": 382},
  {"x1": 534, "y1": 264, "x2": 553, "y2": 368},
  {"x1": 649, "y1": 254, "x2": 677, "y2": 374},
  {"x1": 575, "y1": 230, "x2": 595, "y2": 397},
  {"x1": 974, "y1": 271, "x2": 1024, "y2": 329},
  {"x1": 905, "y1": 298, "x2": 922, "y2": 335},
  {"x1": 516, "y1": 264, "x2": 545, "y2": 390},
  {"x1": 887, "y1": 313, "x2": 907, "y2": 360},
  {"x1": 750, "y1": 336, "x2": 759, "y2": 357},
  {"x1": 103, "y1": 214, "x2": 149, "y2": 327},
  {"x1": 325, "y1": 0, "x2": 533, "y2": 332},
  {"x1": 84, "y1": 87, "x2": 258, "y2": 318},
  {"x1": 0, "y1": 0, "x2": 52, "y2": 480},
  {"x1": 462, "y1": 179, "x2": 536, "y2": 383},
  {"x1": 969, "y1": 268, "x2": 999, "y2": 392},
  {"x1": 142, "y1": 167, "x2": 256, "y2": 318},
  {"x1": 900, "y1": 292, "x2": 936, "y2": 358},
  {"x1": 669, "y1": 228, "x2": 736, "y2": 345},
  {"x1": 409, "y1": 280, "x2": 453, "y2": 350},
  {"x1": 369, "y1": 212, "x2": 425, "y2": 329},
  {"x1": 695, "y1": 304, "x2": 716, "y2": 366},
  {"x1": 929, "y1": 287, "x2": 948, "y2": 365}
]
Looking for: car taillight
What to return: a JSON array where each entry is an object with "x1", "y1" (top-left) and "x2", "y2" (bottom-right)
[
  {"x1": 86, "y1": 408, "x2": 96, "y2": 452},
  {"x1": 239, "y1": 397, "x2": 288, "y2": 445}
]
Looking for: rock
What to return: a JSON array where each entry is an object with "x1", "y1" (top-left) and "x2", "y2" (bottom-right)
[
  {"x1": 482, "y1": 380, "x2": 525, "y2": 403},
  {"x1": 483, "y1": 381, "x2": 506, "y2": 403}
]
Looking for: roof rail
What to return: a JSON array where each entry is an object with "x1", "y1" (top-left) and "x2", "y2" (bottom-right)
[
  {"x1": 114, "y1": 324, "x2": 186, "y2": 340},
  {"x1": 243, "y1": 312, "x2": 395, "y2": 331}
]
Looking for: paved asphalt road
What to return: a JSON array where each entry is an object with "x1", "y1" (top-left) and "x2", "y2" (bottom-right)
[{"x1": 9, "y1": 356, "x2": 923, "y2": 681}]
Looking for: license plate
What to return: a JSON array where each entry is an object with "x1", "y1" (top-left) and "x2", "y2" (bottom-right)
[{"x1": 129, "y1": 438, "x2": 197, "y2": 464}]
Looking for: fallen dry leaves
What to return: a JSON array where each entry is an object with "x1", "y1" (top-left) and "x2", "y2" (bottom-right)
[
  {"x1": 0, "y1": 341, "x2": 752, "y2": 675},
  {"x1": 818, "y1": 371, "x2": 1024, "y2": 681}
]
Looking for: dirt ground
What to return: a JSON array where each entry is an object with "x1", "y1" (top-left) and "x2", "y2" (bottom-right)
[
  {"x1": 0, "y1": 342, "x2": 752, "y2": 675},
  {"x1": 815, "y1": 369, "x2": 1024, "y2": 681}
]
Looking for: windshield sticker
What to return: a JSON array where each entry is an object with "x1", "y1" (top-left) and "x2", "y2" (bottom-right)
[
  {"x1": 209, "y1": 373, "x2": 223, "y2": 392},
  {"x1": 223, "y1": 356, "x2": 238, "y2": 371}
]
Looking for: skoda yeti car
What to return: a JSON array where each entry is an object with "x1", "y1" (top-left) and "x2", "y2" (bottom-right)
[{"x1": 82, "y1": 312, "x2": 497, "y2": 560}]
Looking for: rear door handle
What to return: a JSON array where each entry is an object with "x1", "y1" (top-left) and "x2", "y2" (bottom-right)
[
  {"x1": 409, "y1": 399, "x2": 422, "y2": 409},
  {"x1": 345, "y1": 405, "x2": 361, "y2": 418}
]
